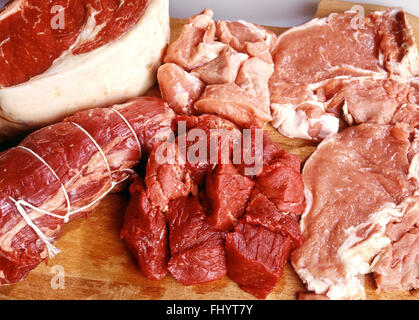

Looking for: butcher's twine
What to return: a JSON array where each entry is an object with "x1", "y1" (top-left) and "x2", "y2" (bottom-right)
[{"x1": 8, "y1": 109, "x2": 141, "y2": 259}]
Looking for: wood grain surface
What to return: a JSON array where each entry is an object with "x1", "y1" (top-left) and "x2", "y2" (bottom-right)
[{"x1": 0, "y1": 0, "x2": 417, "y2": 300}]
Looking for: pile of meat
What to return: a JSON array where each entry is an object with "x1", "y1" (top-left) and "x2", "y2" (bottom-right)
[
  {"x1": 121, "y1": 115, "x2": 306, "y2": 299},
  {"x1": 269, "y1": 8, "x2": 419, "y2": 141},
  {"x1": 157, "y1": 9, "x2": 277, "y2": 128}
]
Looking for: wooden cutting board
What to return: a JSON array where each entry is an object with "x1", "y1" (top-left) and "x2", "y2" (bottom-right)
[{"x1": 1, "y1": 0, "x2": 418, "y2": 300}]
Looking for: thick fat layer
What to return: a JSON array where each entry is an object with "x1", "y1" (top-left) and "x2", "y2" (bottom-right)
[
  {"x1": 292, "y1": 124, "x2": 417, "y2": 299},
  {"x1": 0, "y1": 0, "x2": 170, "y2": 139}
]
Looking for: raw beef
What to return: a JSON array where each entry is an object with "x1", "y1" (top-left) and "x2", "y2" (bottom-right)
[
  {"x1": 0, "y1": 96, "x2": 174, "y2": 285},
  {"x1": 225, "y1": 220, "x2": 293, "y2": 299},
  {"x1": 291, "y1": 123, "x2": 417, "y2": 299},
  {"x1": 0, "y1": 0, "x2": 170, "y2": 140},
  {"x1": 205, "y1": 162, "x2": 255, "y2": 231},
  {"x1": 166, "y1": 196, "x2": 226, "y2": 285},
  {"x1": 145, "y1": 141, "x2": 197, "y2": 212},
  {"x1": 269, "y1": 8, "x2": 419, "y2": 141},
  {"x1": 121, "y1": 177, "x2": 168, "y2": 280},
  {"x1": 158, "y1": 63, "x2": 205, "y2": 115}
]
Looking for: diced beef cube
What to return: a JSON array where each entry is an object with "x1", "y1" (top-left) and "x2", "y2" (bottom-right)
[
  {"x1": 225, "y1": 221, "x2": 293, "y2": 299},
  {"x1": 168, "y1": 241, "x2": 227, "y2": 286},
  {"x1": 120, "y1": 177, "x2": 169, "y2": 281},
  {"x1": 255, "y1": 161, "x2": 306, "y2": 215},
  {"x1": 244, "y1": 190, "x2": 303, "y2": 248},
  {"x1": 205, "y1": 162, "x2": 255, "y2": 230},
  {"x1": 166, "y1": 196, "x2": 227, "y2": 285},
  {"x1": 145, "y1": 141, "x2": 197, "y2": 211}
]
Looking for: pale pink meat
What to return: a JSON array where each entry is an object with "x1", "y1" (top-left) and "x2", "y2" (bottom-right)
[
  {"x1": 158, "y1": 63, "x2": 205, "y2": 115},
  {"x1": 195, "y1": 57, "x2": 273, "y2": 128},
  {"x1": 164, "y1": 9, "x2": 226, "y2": 71},
  {"x1": 270, "y1": 8, "x2": 419, "y2": 141},
  {"x1": 291, "y1": 123, "x2": 416, "y2": 299},
  {"x1": 373, "y1": 197, "x2": 419, "y2": 293},
  {"x1": 191, "y1": 46, "x2": 248, "y2": 85}
]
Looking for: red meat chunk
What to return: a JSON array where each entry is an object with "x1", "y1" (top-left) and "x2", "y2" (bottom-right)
[
  {"x1": 244, "y1": 190, "x2": 303, "y2": 248},
  {"x1": 166, "y1": 196, "x2": 227, "y2": 285},
  {"x1": 255, "y1": 161, "x2": 306, "y2": 215},
  {"x1": 120, "y1": 177, "x2": 169, "y2": 281},
  {"x1": 145, "y1": 141, "x2": 197, "y2": 211},
  {"x1": 176, "y1": 114, "x2": 242, "y2": 185},
  {"x1": 235, "y1": 127, "x2": 301, "y2": 177},
  {"x1": 225, "y1": 221, "x2": 293, "y2": 299},
  {"x1": 205, "y1": 162, "x2": 255, "y2": 231}
]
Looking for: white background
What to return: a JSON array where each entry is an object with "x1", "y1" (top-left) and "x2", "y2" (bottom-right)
[{"x1": 0, "y1": 0, "x2": 417, "y2": 27}]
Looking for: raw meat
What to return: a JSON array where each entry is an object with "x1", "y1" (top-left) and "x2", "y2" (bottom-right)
[
  {"x1": 176, "y1": 114, "x2": 242, "y2": 185},
  {"x1": 158, "y1": 63, "x2": 205, "y2": 115},
  {"x1": 225, "y1": 220, "x2": 293, "y2": 299},
  {"x1": 0, "y1": 96, "x2": 174, "y2": 285},
  {"x1": 145, "y1": 141, "x2": 197, "y2": 212},
  {"x1": 166, "y1": 196, "x2": 226, "y2": 285},
  {"x1": 373, "y1": 196, "x2": 419, "y2": 292},
  {"x1": 269, "y1": 8, "x2": 419, "y2": 141},
  {"x1": 205, "y1": 162, "x2": 255, "y2": 231},
  {"x1": 159, "y1": 9, "x2": 276, "y2": 128},
  {"x1": 0, "y1": 0, "x2": 170, "y2": 140},
  {"x1": 121, "y1": 177, "x2": 168, "y2": 280},
  {"x1": 291, "y1": 123, "x2": 417, "y2": 299}
]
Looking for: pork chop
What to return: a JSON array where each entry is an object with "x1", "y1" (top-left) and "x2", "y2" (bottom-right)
[{"x1": 291, "y1": 123, "x2": 417, "y2": 299}]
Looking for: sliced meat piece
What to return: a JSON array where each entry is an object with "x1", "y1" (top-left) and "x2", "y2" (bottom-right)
[
  {"x1": 176, "y1": 114, "x2": 242, "y2": 185},
  {"x1": 194, "y1": 83, "x2": 271, "y2": 128},
  {"x1": 215, "y1": 19, "x2": 277, "y2": 62},
  {"x1": 255, "y1": 160, "x2": 306, "y2": 215},
  {"x1": 269, "y1": 8, "x2": 419, "y2": 141},
  {"x1": 157, "y1": 63, "x2": 205, "y2": 115},
  {"x1": 298, "y1": 292, "x2": 330, "y2": 300},
  {"x1": 225, "y1": 221, "x2": 293, "y2": 299},
  {"x1": 166, "y1": 196, "x2": 223, "y2": 256},
  {"x1": 244, "y1": 190, "x2": 303, "y2": 248},
  {"x1": 191, "y1": 46, "x2": 248, "y2": 85},
  {"x1": 291, "y1": 124, "x2": 416, "y2": 299},
  {"x1": 120, "y1": 177, "x2": 168, "y2": 281},
  {"x1": 373, "y1": 196, "x2": 419, "y2": 292},
  {"x1": 166, "y1": 196, "x2": 226, "y2": 285},
  {"x1": 164, "y1": 8, "x2": 226, "y2": 70},
  {"x1": 205, "y1": 162, "x2": 255, "y2": 231},
  {"x1": 145, "y1": 141, "x2": 197, "y2": 211}
]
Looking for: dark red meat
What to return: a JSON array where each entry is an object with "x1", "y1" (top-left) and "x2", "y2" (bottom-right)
[
  {"x1": 244, "y1": 190, "x2": 303, "y2": 248},
  {"x1": 176, "y1": 114, "x2": 242, "y2": 185},
  {"x1": 0, "y1": 97, "x2": 174, "y2": 285},
  {"x1": 0, "y1": 0, "x2": 150, "y2": 87},
  {"x1": 205, "y1": 162, "x2": 255, "y2": 231},
  {"x1": 120, "y1": 177, "x2": 168, "y2": 280},
  {"x1": 225, "y1": 221, "x2": 293, "y2": 299},
  {"x1": 255, "y1": 160, "x2": 306, "y2": 215},
  {"x1": 166, "y1": 196, "x2": 226, "y2": 285}
]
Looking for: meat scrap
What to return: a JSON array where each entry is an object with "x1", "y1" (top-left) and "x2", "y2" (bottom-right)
[
  {"x1": 159, "y1": 9, "x2": 277, "y2": 129},
  {"x1": 270, "y1": 8, "x2": 419, "y2": 141},
  {"x1": 0, "y1": 97, "x2": 175, "y2": 285},
  {"x1": 205, "y1": 162, "x2": 255, "y2": 231},
  {"x1": 166, "y1": 196, "x2": 227, "y2": 285},
  {"x1": 120, "y1": 177, "x2": 169, "y2": 280}
]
